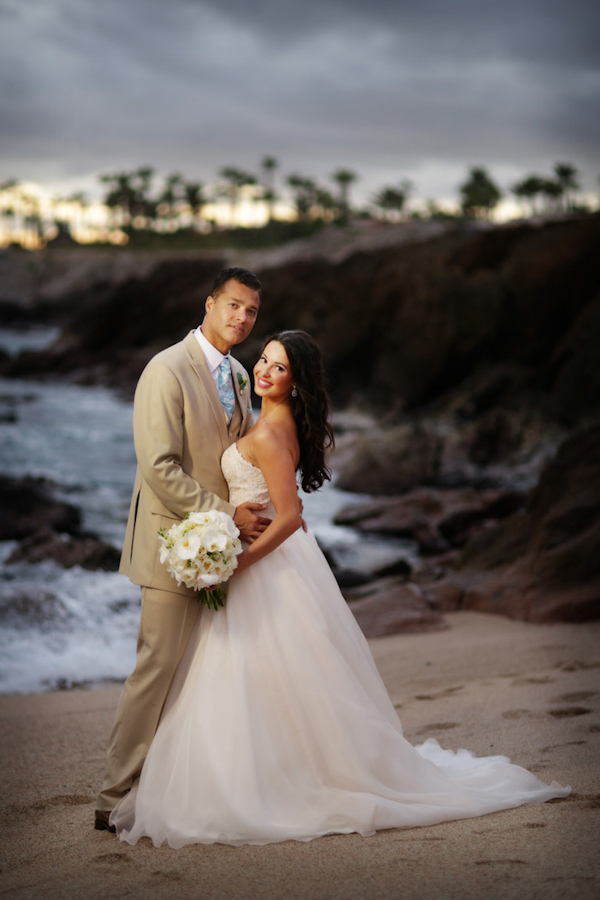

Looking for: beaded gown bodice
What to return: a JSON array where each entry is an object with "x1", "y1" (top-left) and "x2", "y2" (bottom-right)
[{"x1": 221, "y1": 443, "x2": 276, "y2": 518}]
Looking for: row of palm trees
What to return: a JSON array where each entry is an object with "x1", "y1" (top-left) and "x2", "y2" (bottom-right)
[
  {"x1": 0, "y1": 159, "x2": 591, "y2": 249},
  {"x1": 97, "y1": 159, "x2": 366, "y2": 231},
  {"x1": 458, "y1": 162, "x2": 583, "y2": 219},
  {"x1": 98, "y1": 158, "x2": 588, "y2": 229}
]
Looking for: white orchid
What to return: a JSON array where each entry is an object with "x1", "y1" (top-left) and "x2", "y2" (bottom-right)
[{"x1": 158, "y1": 510, "x2": 242, "y2": 608}]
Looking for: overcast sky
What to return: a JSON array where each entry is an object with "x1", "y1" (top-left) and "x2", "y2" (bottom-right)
[{"x1": 1, "y1": 0, "x2": 599, "y2": 208}]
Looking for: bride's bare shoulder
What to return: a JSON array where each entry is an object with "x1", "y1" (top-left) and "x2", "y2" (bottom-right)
[{"x1": 252, "y1": 419, "x2": 299, "y2": 464}]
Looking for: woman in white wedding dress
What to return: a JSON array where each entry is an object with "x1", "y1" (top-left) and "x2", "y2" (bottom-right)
[{"x1": 110, "y1": 331, "x2": 570, "y2": 848}]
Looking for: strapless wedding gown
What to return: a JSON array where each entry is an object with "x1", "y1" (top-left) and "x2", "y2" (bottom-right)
[{"x1": 110, "y1": 444, "x2": 570, "y2": 847}]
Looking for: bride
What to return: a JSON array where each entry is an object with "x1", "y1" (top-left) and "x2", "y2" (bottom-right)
[{"x1": 110, "y1": 330, "x2": 570, "y2": 847}]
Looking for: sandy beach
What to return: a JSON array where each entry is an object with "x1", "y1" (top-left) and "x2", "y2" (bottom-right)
[{"x1": 1, "y1": 611, "x2": 598, "y2": 900}]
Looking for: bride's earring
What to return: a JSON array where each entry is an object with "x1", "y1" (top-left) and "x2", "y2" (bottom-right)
[{"x1": 291, "y1": 386, "x2": 298, "y2": 397}]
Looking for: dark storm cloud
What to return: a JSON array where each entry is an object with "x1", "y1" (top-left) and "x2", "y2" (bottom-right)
[{"x1": 0, "y1": 0, "x2": 598, "y2": 201}]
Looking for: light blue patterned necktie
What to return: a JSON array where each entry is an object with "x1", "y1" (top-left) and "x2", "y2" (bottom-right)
[{"x1": 217, "y1": 357, "x2": 236, "y2": 424}]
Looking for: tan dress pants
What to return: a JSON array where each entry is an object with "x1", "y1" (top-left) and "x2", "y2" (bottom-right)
[{"x1": 96, "y1": 586, "x2": 201, "y2": 811}]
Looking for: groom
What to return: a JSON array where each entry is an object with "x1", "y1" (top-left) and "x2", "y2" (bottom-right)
[{"x1": 95, "y1": 267, "x2": 269, "y2": 831}]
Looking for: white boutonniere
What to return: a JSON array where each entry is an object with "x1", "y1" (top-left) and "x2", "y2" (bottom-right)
[{"x1": 236, "y1": 373, "x2": 248, "y2": 394}]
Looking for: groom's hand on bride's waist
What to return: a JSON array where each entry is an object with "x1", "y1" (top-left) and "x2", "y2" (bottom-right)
[{"x1": 234, "y1": 502, "x2": 271, "y2": 542}]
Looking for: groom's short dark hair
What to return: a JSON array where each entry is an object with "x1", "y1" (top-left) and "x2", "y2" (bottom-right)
[{"x1": 211, "y1": 267, "x2": 262, "y2": 299}]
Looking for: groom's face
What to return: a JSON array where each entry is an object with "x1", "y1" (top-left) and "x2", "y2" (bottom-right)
[{"x1": 202, "y1": 279, "x2": 260, "y2": 354}]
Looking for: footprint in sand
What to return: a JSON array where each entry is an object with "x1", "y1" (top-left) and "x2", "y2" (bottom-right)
[
  {"x1": 415, "y1": 722, "x2": 459, "y2": 735},
  {"x1": 548, "y1": 707, "x2": 592, "y2": 718},
  {"x1": 552, "y1": 691, "x2": 597, "y2": 703},
  {"x1": 413, "y1": 686, "x2": 464, "y2": 701},
  {"x1": 554, "y1": 660, "x2": 600, "y2": 672},
  {"x1": 474, "y1": 859, "x2": 528, "y2": 866},
  {"x1": 541, "y1": 740, "x2": 587, "y2": 753},
  {"x1": 94, "y1": 853, "x2": 131, "y2": 865},
  {"x1": 502, "y1": 709, "x2": 530, "y2": 719},
  {"x1": 151, "y1": 870, "x2": 182, "y2": 881},
  {"x1": 30, "y1": 794, "x2": 91, "y2": 811}
]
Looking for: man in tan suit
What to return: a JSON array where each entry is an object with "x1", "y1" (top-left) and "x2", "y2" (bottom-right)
[{"x1": 95, "y1": 267, "x2": 268, "y2": 830}]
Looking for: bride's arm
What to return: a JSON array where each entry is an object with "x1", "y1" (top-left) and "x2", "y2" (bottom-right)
[{"x1": 233, "y1": 427, "x2": 303, "y2": 575}]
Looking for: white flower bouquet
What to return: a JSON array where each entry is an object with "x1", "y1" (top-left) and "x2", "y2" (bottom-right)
[{"x1": 158, "y1": 509, "x2": 242, "y2": 609}]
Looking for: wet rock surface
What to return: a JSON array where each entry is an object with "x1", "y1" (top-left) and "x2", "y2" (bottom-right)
[
  {"x1": 416, "y1": 425, "x2": 600, "y2": 623},
  {"x1": 343, "y1": 578, "x2": 448, "y2": 637},
  {"x1": 0, "y1": 474, "x2": 119, "y2": 571},
  {"x1": 0, "y1": 474, "x2": 81, "y2": 540},
  {"x1": 6, "y1": 527, "x2": 120, "y2": 571},
  {"x1": 334, "y1": 486, "x2": 525, "y2": 554}
]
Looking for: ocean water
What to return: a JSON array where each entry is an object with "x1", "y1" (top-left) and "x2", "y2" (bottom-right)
[{"x1": 0, "y1": 328, "x2": 412, "y2": 693}]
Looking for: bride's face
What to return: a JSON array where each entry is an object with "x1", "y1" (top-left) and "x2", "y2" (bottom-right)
[{"x1": 253, "y1": 341, "x2": 294, "y2": 402}]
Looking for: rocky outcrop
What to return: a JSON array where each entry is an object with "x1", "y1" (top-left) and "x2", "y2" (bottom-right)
[
  {"x1": 6, "y1": 527, "x2": 120, "y2": 571},
  {"x1": 1, "y1": 256, "x2": 226, "y2": 392},
  {"x1": 333, "y1": 426, "x2": 600, "y2": 625},
  {"x1": 344, "y1": 579, "x2": 447, "y2": 637},
  {"x1": 0, "y1": 246, "x2": 224, "y2": 325},
  {"x1": 334, "y1": 486, "x2": 525, "y2": 554},
  {"x1": 419, "y1": 426, "x2": 600, "y2": 622},
  {"x1": 0, "y1": 474, "x2": 81, "y2": 540},
  {"x1": 2, "y1": 217, "x2": 599, "y2": 427},
  {"x1": 246, "y1": 216, "x2": 600, "y2": 424},
  {"x1": 334, "y1": 423, "x2": 443, "y2": 495},
  {"x1": 0, "y1": 475, "x2": 119, "y2": 571}
]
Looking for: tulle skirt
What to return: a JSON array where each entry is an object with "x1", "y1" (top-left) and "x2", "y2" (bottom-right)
[{"x1": 111, "y1": 529, "x2": 570, "y2": 847}]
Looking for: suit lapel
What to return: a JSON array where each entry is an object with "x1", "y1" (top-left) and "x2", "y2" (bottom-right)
[
  {"x1": 230, "y1": 357, "x2": 253, "y2": 435},
  {"x1": 182, "y1": 332, "x2": 229, "y2": 441}
]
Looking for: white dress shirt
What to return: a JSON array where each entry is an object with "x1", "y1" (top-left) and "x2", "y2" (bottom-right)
[{"x1": 193, "y1": 326, "x2": 230, "y2": 391}]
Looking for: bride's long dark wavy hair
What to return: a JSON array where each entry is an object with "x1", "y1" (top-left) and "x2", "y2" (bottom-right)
[{"x1": 261, "y1": 330, "x2": 335, "y2": 493}]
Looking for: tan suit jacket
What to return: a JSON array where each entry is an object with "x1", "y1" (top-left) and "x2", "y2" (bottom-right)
[{"x1": 119, "y1": 331, "x2": 253, "y2": 595}]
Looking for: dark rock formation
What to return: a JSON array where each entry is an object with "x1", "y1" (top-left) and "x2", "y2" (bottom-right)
[
  {"x1": 0, "y1": 474, "x2": 119, "y2": 571},
  {"x1": 334, "y1": 424, "x2": 443, "y2": 495},
  {"x1": 248, "y1": 216, "x2": 600, "y2": 426},
  {"x1": 344, "y1": 578, "x2": 447, "y2": 637},
  {"x1": 335, "y1": 486, "x2": 525, "y2": 554},
  {"x1": 6, "y1": 527, "x2": 120, "y2": 571},
  {"x1": 1, "y1": 255, "x2": 225, "y2": 393},
  {"x1": 420, "y1": 426, "x2": 600, "y2": 622},
  {"x1": 2, "y1": 218, "x2": 599, "y2": 427},
  {"x1": 0, "y1": 474, "x2": 81, "y2": 540}
]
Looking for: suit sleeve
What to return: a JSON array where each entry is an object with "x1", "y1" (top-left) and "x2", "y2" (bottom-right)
[{"x1": 132, "y1": 359, "x2": 235, "y2": 519}]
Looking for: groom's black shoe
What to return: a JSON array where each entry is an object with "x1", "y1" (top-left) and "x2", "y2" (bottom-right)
[{"x1": 94, "y1": 809, "x2": 116, "y2": 833}]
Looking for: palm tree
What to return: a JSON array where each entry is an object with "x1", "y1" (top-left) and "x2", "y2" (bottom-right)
[
  {"x1": 19, "y1": 189, "x2": 43, "y2": 248},
  {"x1": 159, "y1": 173, "x2": 185, "y2": 230},
  {"x1": 331, "y1": 169, "x2": 357, "y2": 223},
  {"x1": 99, "y1": 171, "x2": 136, "y2": 227},
  {"x1": 66, "y1": 191, "x2": 89, "y2": 238},
  {"x1": 131, "y1": 166, "x2": 155, "y2": 227},
  {"x1": 314, "y1": 187, "x2": 336, "y2": 222},
  {"x1": 540, "y1": 178, "x2": 562, "y2": 214},
  {"x1": 260, "y1": 156, "x2": 278, "y2": 222},
  {"x1": 0, "y1": 179, "x2": 18, "y2": 244},
  {"x1": 372, "y1": 186, "x2": 407, "y2": 222},
  {"x1": 554, "y1": 162, "x2": 580, "y2": 210},
  {"x1": 459, "y1": 167, "x2": 502, "y2": 219},
  {"x1": 219, "y1": 167, "x2": 257, "y2": 227},
  {"x1": 511, "y1": 175, "x2": 546, "y2": 217},
  {"x1": 286, "y1": 174, "x2": 318, "y2": 221},
  {"x1": 184, "y1": 182, "x2": 205, "y2": 231}
]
